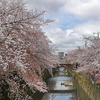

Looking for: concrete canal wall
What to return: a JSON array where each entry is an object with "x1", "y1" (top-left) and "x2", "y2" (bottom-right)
[{"x1": 67, "y1": 66, "x2": 100, "y2": 100}]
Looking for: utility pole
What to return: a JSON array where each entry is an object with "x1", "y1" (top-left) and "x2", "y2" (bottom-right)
[
  {"x1": 85, "y1": 40, "x2": 87, "y2": 48},
  {"x1": 93, "y1": 32, "x2": 100, "y2": 39}
]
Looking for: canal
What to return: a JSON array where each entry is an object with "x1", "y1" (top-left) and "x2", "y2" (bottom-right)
[{"x1": 41, "y1": 67, "x2": 79, "y2": 100}]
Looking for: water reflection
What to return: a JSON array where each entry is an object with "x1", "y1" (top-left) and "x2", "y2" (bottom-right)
[
  {"x1": 58, "y1": 67, "x2": 65, "y2": 71},
  {"x1": 56, "y1": 67, "x2": 69, "y2": 76},
  {"x1": 58, "y1": 71, "x2": 65, "y2": 76},
  {"x1": 42, "y1": 93, "x2": 78, "y2": 100},
  {"x1": 41, "y1": 67, "x2": 78, "y2": 100},
  {"x1": 48, "y1": 76, "x2": 76, "y2": 91}
]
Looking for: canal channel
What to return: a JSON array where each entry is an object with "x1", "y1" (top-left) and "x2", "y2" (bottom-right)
[{"x1": 41, "y1": 67, "x2": 79, "y2": 100}]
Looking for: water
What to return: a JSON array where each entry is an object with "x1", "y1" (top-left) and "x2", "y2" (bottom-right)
[
  {"x1": 41, "y1": 67, "x2": 78, "y2": 100},
  {"x1": 42, "y1": 92, "x2": 78, "y2": 100},
  {"x1": 47, "y1": 76, "x2": 76, "y2": 91}
]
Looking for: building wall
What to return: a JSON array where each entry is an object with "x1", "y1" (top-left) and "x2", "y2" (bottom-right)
[{"x1": 58, "y1": 52, "x2": 64, "y2": 60}]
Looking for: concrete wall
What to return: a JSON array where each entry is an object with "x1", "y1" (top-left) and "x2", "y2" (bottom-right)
[{"x1": 66, "y1": 66, "x2": 100, "y2": 100}]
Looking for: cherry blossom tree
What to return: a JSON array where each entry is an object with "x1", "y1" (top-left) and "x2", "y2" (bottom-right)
[
  {"x1": 0, "y1": 0, "x2": 58, "y2": 99},
  {"x1": 66, "y1": 35, "x2": 100, "y2": 83}
]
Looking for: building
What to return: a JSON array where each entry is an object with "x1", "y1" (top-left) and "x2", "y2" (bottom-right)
[{"x1": 58, "y1": 52, "x2": 64, "y2": 60}]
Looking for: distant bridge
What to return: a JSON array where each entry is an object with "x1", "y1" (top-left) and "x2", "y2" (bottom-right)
[
  {"x1": 59, "y1": 63, "x2": 73, "y2": 66},
  {"x1": 57, "y1": 61, "x2": 73, "y2": 66}
]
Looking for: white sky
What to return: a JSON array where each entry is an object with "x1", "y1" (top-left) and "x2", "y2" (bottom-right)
[{"x1": 24, "y1": 0, "x2": 100, "y2": 53}]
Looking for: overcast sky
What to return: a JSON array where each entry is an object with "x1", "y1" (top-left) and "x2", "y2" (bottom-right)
[{"x1": 24, "y1": 0, "x2": 100, "y2": 53}]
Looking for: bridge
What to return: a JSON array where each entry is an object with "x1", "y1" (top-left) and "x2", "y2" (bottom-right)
[{"x1": 57, "y1": 61, "x2": 73, "y2": 66}]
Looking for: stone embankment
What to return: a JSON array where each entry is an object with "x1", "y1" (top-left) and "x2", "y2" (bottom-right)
[{"x1": 67, "y1": 66, "x2": 100, "y2": 100}]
